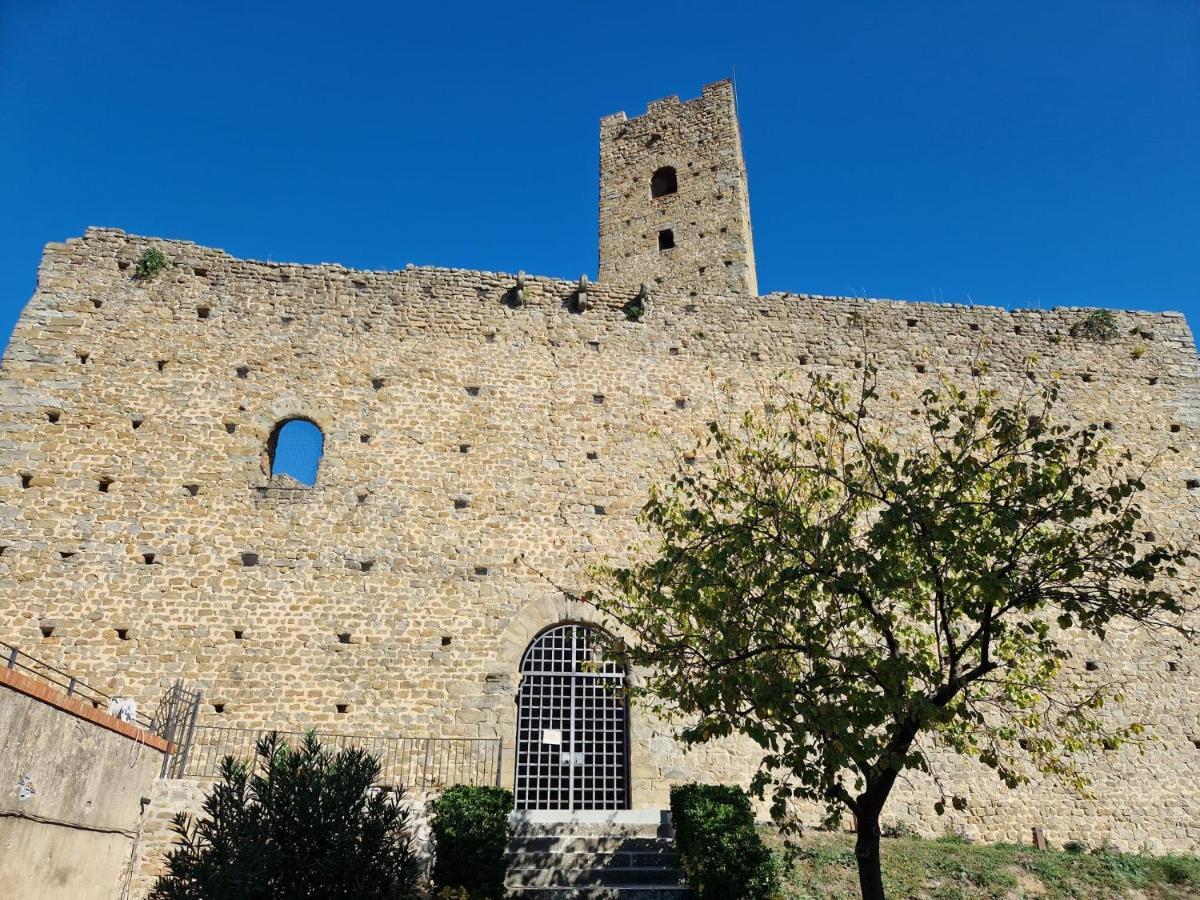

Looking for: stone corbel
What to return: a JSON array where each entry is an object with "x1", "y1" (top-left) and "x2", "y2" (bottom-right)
[
  {"x1": 512, "y1": 271, "x2": 527, "y2": 307},
  {"x1": 625, "y1": 283, "x2": 649, "y2": 321},
  {"x1": 574, "y1": 274, "x2": 590, "y2": 312}
]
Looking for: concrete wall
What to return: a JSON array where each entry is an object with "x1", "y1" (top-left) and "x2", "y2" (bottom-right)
[
  {"x1": 0, "y1": 673, "x2": 167, "y2": 900},
  {"x1": 0, "y1": 226, "x2": 1197, "y2": 851}
]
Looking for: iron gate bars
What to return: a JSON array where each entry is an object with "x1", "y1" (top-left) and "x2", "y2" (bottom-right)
[
  {"x1": 514, "y1": 623, "x2": 630, "y2": 811},
  {"x1": 152, "y1": 680, "x2": 203, "y2": 778}
]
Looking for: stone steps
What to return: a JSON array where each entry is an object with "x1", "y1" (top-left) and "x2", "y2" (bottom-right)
[
  {"x1": 509, "y1": 867, "x2": 686, "y2": 888},
  {"x1": 506, "y1": 889, "x2": 692, "y2": 900},
  {"x1": 506, "y1": 811, "x2": 691, "y2": 900},
  {"x1": 512, "y1": 836, "x2": 676, "y2": 855},
  {"x1": 510, "y1": 849, "x2": 680, "y2": 870}
]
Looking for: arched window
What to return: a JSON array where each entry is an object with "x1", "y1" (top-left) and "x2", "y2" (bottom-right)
[
  {"x1": 650, "y1": 166, "x2": 678, "y2": 198},
  {"x1": 266, "y1": 418, "x2": 324, "y2": 486}
]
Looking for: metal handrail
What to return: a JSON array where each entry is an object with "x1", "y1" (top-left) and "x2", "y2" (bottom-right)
[
  {"x1": 1, "y1": 640, "x2": 156, "y2": 730},
  {"x1": 183, "y1": 725, "x2": 503, "y2": 790},
  {"x1": 1, "y1": 642, "x2": 493, "y2": 791}
]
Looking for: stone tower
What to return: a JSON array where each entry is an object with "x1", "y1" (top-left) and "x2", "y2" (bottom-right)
[{"x1": 598, "y1": 80, "x2": 758, "y2": 296}]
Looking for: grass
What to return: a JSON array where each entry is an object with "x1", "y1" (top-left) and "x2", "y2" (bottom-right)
[{"x1": 767, "y1": 830, "x2": 1200, "y2": 899}]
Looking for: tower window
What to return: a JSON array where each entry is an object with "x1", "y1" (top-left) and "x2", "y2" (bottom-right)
[
  {"x1": 267, "y1": 418, "x2": 324, "y2": 486},
  {"x1": 658, "y1": 229, "x2": 676, "y2": 251},
  {"x1": 650, "y1": 166, "x2": 678, "y2": 198}
]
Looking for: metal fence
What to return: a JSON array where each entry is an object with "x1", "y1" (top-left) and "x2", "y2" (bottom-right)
[
  {"x1": 2, "y1": 640, "x2": 160, "y2": 730},
  {"x1": 2, "y1": 641, "x2": 203, "y2": 777},
  {"x1": 152, "y1": 680, "x2": 203, "y2": 777},
  {"x1": 183, "y1": 726, "x2": 502, "y2": 790},
  {"x1": 2, "y1": 640, "x2": 499, "y2": 791}
]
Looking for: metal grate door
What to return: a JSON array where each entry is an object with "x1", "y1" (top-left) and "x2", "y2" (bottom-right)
[{"x1": 514, "y1": 623, "x2": 630, "y2": 810}]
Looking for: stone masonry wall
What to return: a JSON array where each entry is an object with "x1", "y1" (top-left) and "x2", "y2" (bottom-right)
[
  {"x1": 0, "y1": 227, "x2": 1198, "y2": 853},
  {"x1": 599, "y1": 80, "x2": 757, "y2": 296}
]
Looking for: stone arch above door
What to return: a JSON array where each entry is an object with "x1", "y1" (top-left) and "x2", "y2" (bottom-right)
[{"x1": 492, "y1": 591, "x2": 611, "y2": 679}]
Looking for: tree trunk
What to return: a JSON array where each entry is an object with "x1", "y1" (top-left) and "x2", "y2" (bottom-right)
[
  {"x1": 853, "y1": 727, "x2": 914, "y2": 899},
  {"x1": 854, "y1": 805, "x2": 886, "y2": 900}
]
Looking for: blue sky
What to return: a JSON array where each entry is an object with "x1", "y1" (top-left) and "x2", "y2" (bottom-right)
[
  {"x1": 2, "y1": 1, "x2": 1197, "y2": 348},
  {"x1": 272, "y1": 419, "x2": 323, "y2": 485}
]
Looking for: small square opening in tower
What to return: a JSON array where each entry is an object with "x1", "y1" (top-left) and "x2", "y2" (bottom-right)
[
  {"x1": 650, "y1": 166, "x2": 678, "y2": 198},
  {"x1": 658, "y1": 229, "x2": 676, "y2": 251}
]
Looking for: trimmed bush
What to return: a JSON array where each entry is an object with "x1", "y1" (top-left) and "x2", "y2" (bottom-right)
[
  {"x1": 670, "y1": 783, "x2": 779, "y2": 900},
  {"x1": 429, "y1": 785, "x2": 513, "y2": 900}
]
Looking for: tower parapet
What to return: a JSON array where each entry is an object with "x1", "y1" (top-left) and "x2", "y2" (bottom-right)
[{"x1": 598, "y1": 80, "x2": 757, "y2": 296}]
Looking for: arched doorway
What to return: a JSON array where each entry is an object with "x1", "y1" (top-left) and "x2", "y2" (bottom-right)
[{"x1": 514, "y1": 623, "x2": 630, "y2": 811}]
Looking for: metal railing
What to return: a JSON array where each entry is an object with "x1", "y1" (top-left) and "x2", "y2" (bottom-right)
[
  {"x1": 2, "y1": 640, "x2": 158, "y2": 730},
  {"x1": 152, "y1": 680, "x2": 203, "y2": 777},
  {"x1": 2, "y1": 641, "x2": 498, "y2": 790},
  {"x1": 2, "y1": 641, "x2": 202, "y2": 777},
  {"x1": 184, "y1": 726, "x2": 502, "y2": 790}
]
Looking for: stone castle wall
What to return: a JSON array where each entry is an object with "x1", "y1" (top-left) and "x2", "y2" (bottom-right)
[
  {"x1": 1, "y1": 227, "x2": 1198, "y2": 852},
  {"x1": 599, "y1": 80, "x2": 757, "y2": 296}
]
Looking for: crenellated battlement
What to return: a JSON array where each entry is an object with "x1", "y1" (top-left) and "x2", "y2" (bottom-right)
[{"x1": 599, "y1": 80, "x2": 757, "y2": 296}]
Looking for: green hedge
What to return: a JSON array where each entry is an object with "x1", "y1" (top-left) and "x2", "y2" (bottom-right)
[
  {"x1": 429, "y1": 785, "x2": 513, "y2": 900},
  {"x1": 670, "y1": 783, "x2": 780, "y2": 900}
]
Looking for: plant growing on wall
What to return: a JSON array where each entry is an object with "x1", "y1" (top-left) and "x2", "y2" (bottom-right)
[
  {"x1": 134, "y1": 247, "x2": 169, "y2": 280},
  {"x1": 1069, "y1": 309, "x2": 1118, "y2": 342},
  {"x1": 624, "y1": 283, "x2": 649, "y2": 322},
  {"x1": 150, "y1": 732, "x2": 420, "y2": 899},
  {"x1": 588, "y1": 369, "x2": 1194, "y2": 900}
]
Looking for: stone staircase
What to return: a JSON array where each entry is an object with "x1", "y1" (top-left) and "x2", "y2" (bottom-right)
[{"x1": 506, "y1": 811, "x2": 691, "y2": 900}]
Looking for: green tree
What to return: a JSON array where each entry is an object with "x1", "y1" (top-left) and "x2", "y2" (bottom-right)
[
  {"x1": 589, "y1": 370, "x2": 1194, "y2": 900},
  {"x1": 150, "y1": 732, "x2": 421, "y2": 900}
]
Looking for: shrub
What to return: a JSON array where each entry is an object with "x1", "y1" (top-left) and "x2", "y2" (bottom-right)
[
  {"x1": 428, "y1": 785, "x2": 513, "y2": 899},
  {"x1": 670, "y1": 783, "x2": 780, "y2": 899},
  {"x1": 1155, "y1": 854, "x2": 1200, "y2": 886},
  {"x1": 1069, "y1": 309, "x2": 1118, "y2": 342},
  {"x1": 134, "y1": 247, "x2": 169, "y2": 280},
  {"x1": 882, "y1": 820, "x2": 918, "y2": 839},
  {"x1": 150, "y1": 731, "x2": 420, "y2": 899}
]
